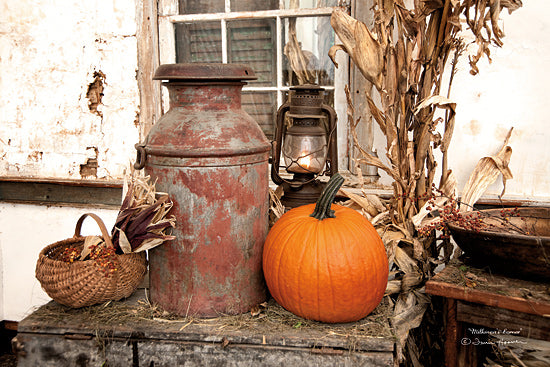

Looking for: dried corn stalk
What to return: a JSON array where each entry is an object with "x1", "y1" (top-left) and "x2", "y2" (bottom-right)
[{"x1": 330, "y1": 1, "x2": 521, "y2": 364}]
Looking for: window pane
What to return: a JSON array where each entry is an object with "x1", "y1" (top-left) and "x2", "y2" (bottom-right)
[
  {"x1": 284, "y1": 0, "x2": 340, "y2": 9},
  {"x1": 179, "y1": 0, "x2": 224, "y2": 14},
  {"x1": 232, "y1": 0, "x2": 278, "y2": 12},
  {"x1": 228, "y1": 19, "x2": 276, "y2": 87},
  {"x1": 283, "y1": 16, "x2": 335, "y2": 86},
  {"x1": 175, "y1": 22, "x2": 222, "y2": 63},
  {"x1": 242, "y1": 91, "x2": 277, "y2": 140}
]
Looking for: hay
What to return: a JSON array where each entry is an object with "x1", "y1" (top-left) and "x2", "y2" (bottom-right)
[{"x1": 30, "y1": 292, "x2": 394, "y2": 351}]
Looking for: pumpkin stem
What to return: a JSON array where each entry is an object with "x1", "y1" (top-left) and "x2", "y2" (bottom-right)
[{"x1": 310, "y1": 173, "x2": 344, "y2": 220}]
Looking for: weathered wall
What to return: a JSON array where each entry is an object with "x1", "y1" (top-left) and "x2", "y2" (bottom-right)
[
  {"x1": 375, "y1": 0, "x2": 550, "y2": 202},
  {"x1": 0, "y1": 0, "x2": 140, "y2": 179},
  {"x1": 0, "y1": 204, "x2": 118, "y2": 321},
  {"x1": 447, "y1": 0, "x2": 550, "y2": 201},
  {"x1": 0, "y1": 0, "x2": 139, "y2": 321}
]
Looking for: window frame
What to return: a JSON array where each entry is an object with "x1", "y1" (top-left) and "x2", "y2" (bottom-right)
[{"x1": 156, "y1": 0, "x2": 351, "y2": 172}]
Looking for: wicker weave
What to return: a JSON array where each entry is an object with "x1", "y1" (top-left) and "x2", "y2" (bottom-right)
[{"x1": 35, "y1": 213, "x2": 148, "y2": 308}]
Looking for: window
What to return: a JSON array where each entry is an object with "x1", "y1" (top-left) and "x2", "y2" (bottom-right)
[{"x1": 158, "y1": 0, "x2": 350, "y2": 169}]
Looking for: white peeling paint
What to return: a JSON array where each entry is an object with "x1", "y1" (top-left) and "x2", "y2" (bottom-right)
[{"x1": 0, "y1": 0, "x2": 140, "y2": 179}]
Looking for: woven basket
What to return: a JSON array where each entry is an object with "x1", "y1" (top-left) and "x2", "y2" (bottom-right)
[{"x1": 36, "y1": 213, "x2": 148, "y2": 308}]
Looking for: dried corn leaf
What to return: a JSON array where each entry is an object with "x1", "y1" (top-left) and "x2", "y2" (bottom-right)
[
  {"x1": 133, "y1": 238, "x2": 166, "y2": 253},
  {"x1": 329, "y1": 9, "x2": 384, "y2": 90},
  {"x1": 364, "y1": 192, "x2": 387, "y2": 213},
  {"x1": 371, "y1": 210, "x2": 390, "y2": 227},
  {"x1": 115, "y1": 228, "x2": 132, "y2": 254},
  {"x1": 385, "y1": 280, "x2": 402, "y2": 295},
  {"x1": 460, "y1": 127, "x2": 514, "y2": 211},
  {"x1": 339, "y1": 188, "x2": 379, "y2": 217},
  {"x1": 392, "y1": 291, "x2": 431, "y2": 357},
  {"x1": 394, "y1": 246, "x2": 421, "y2": 279},
  {"x1": 414, "y1": 95, "x2": 456, "y2": 152},
  {"x1": 269, "y1": 187, "x2": 285, "y2": 225}
]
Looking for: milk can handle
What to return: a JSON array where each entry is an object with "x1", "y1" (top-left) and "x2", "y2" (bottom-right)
[{"x1": 134, "y1": 143, "x2": 147, "y2": 170}]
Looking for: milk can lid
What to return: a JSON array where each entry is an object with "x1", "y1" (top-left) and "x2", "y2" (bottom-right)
[{"x1": 153, "y1": 63, "x2": 257, "y2": 81}]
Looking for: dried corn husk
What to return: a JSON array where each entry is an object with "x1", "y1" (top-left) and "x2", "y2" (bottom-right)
[
  {"x1": 460, "y1": 127, "x2": 514, "y2": 211},
  {"x1": 111, "y1": 173, "x2": 176, "y2": 253},
  {"x1": 329, "y1": 9, "x2": 384, "y2": 90}
]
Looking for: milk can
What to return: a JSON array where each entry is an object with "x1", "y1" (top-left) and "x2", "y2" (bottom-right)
[{"x1": 134, "y1": 63, "x2": 270, "y2": 317}]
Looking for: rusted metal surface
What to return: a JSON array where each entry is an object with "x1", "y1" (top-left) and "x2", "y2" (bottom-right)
[
  {"x1": 153, "y1": 63, "x2": 257, "y2": 81},
  {"x1": 136, "y1": 63, "x2": 270, "y2": 317}
]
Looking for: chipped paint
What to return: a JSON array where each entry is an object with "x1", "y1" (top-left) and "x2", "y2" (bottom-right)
[
  {"x1": 0, "y1": 0, "x2": 140, "y2": 180},
  {"x1": 86, "y1": 71, "x2": 106, "y2": 117}
]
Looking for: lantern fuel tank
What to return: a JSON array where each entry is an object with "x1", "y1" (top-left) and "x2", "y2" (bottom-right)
[{"x1": 134, "y1": 63, "x2": 270, "y2": 316}]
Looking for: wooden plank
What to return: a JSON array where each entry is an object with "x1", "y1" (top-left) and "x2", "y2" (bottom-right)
[
  {"x1": 0, "y1": 178, "x2": 122, "y2": 207},
  {"x1": 136, "y1": 0, "x2": 162, "y2": 139},
  {"x1": 164, "y1": 7, "x2": 337, "y2": 22},
  {"x1": 16, "y1": 293, "x2": 394, "y2": 366},
  {"x1": 137, "y1": 339, "x2": 393, "y2": 366},
  {"x1": 15, "y1": 333, "x2": 134, "y2": 367},
  {"x1": 16, "y1": 332, "x2": 393, "y2": 367},
  {"x1": 425, "y1": 264, "x2": 550, "y2": 317},
  {"x1": 17, "y1": 295, "x2": 394, "y2": 353},
  {"x1": 444, "y1": 299, "x2": 458, "y2": 367},
  {"x1": 457, "y1": 301, "x2": 550, "y2": 341},
  {"x1": 426, "y1": 280, "x2": 550, "y2": 317},
  {"x1": 350, "y1": 0, "x2": 378, "y2": 180}
]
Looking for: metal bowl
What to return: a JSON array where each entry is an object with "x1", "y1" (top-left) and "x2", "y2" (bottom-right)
[{"x1": 447, "y1": 207, "x2": 550, "y2": 281}]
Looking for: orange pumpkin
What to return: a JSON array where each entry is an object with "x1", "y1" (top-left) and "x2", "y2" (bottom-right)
[{"x1": 263, "y1": 173, "x2": 388, "y2": 323}]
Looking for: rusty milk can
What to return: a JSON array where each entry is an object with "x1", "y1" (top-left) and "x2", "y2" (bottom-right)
[{"x1": 134, "y1": 63, "x2": 270, "y2": 317}]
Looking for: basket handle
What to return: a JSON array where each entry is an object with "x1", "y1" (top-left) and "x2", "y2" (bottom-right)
[{"x1": 74, "y1": 213, "x2": 115, "y2": 249}]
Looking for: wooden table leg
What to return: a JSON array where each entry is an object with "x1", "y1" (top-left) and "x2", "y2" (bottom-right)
[{"x1": 445, "y1": 298, "x2": 458, "y2": 367}]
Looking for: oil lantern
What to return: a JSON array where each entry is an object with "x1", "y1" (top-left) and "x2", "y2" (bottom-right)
[
  {"x1": 134, "y1": 63, "x2": 270, "y2": 317},
  {"x1": 271, "y1": 84, "x2": 338, "y2": 208}
]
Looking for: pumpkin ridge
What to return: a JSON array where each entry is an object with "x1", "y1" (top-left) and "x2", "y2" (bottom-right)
[
  {"x1": 351, "y1": 218, "x2": 377, "y2": 315},
  {"x1": 295, "y1": 219, "x2": 319, "y2": 319},
  {"x1": 335, "y1": 209, "x2": 387, "y2": 318},
  {"x1": 314, "y1": 220, "x2": 322, "y2": 321},
  {"x1": 267, "y1": 216, "x2": 309, "y2": 303},
  {"x1": 337, "y1": 215, "x2": 364, "y2": 317},
  {"x1": 321, "y1": 220, "x2": 336, "y2": 319},
  {"x1": 346, "y1": 213, "x2": 388, "y2": 314},
  {"x1": 331, "y1": 216, "x2": 354, "y2": 320},
  {"x1": 275, "y1": 217, "x2": 312, "y2": 310}
]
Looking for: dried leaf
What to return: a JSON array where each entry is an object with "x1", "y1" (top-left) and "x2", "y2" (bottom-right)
[
  {"x1": 339, "y1": 188, "x2": 379, "y2": 217},
  {"x1": 460, "y1": 127, "x2": 514, "y2": 211},
  {"x1": 133, "y1": 238, "x2": 167, "y2": 253},
  {"x1": 116, "y1": 228, "x2": 132, "y2": 254},
  {"x1": 392, "y1": 292, "x2": 430, "y2": 350},
  {"x1": 414, "y1": 95, "x2": 456, "y2": 153},
  {"x1": 330, "y1": 9, "x2": 384, "y2": 90}
]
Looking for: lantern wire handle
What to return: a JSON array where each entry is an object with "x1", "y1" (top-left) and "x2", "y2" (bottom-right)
[{"x1": 310, "y1": 173, "x2": 344, "y2": 220}]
